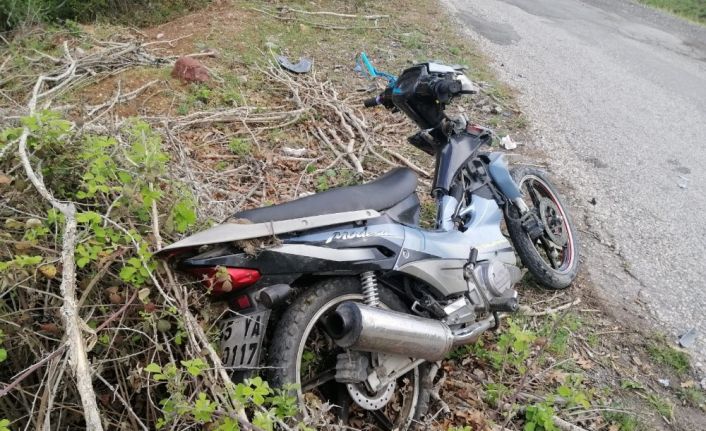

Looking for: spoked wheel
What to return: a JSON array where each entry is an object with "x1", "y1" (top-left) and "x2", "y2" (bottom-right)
[
  {"x1": 267, "y1": 278, "x2": 429, "y2": 430},
  {"x1": 506, "y1": 166, "x2": 580, "y2": 289}
]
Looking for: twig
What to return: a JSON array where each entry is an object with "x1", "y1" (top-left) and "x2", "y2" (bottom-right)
[
  {"x1": 520, "y1": 298, "x2": 582, "y2": 317},
  {"x1": 150, "y1": 182, "x2": 163, "y2": 250},
  {"x1": 96, "y1": 374, "x2": 149, "y2": 431},
  {"x1": 16, "y1": 41, "x2": 104, "y2": 431},
  {"x1": 278, "y1": 6, "x2": 389, "y2": 20},
  {"x1": 385, "y1": 148, "x2": 431, "y2": 178},
  {"x1": 0, "y1": 347, "x2": 67, "y2": 398}
]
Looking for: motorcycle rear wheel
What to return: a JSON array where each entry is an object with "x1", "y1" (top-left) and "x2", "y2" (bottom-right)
[
  {"x1": 506, "y1": 166, "x2": 580, "y2": 289},
  {"x1": 267, "y1": 277, "x2": 431, "y2": 430}
]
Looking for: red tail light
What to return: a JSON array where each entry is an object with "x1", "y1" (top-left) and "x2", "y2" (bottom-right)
[{"x1": 188, "y1": 267, "x2": 261, "y2": 296}]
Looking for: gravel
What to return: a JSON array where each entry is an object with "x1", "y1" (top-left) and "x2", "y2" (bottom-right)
[{"x1": 444, "y1": 0, "x2": 706, "y2": 364}]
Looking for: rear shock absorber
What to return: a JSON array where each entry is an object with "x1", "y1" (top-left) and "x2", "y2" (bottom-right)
[{"x1": 360, "y1": 271, "x2": 380, "y2": 307}]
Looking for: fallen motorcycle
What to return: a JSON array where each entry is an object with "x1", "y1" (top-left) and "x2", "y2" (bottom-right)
[{"x1": 157, "y1": 56, "x2": 580, "y2": 429}]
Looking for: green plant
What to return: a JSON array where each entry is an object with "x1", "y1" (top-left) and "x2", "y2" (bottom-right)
[
  {"x1": 603, "y1": 410, "x2": 641, "y2": 431},
  {"x1": 448, "y1": 426, "x2": 472, "y2": 431},
  {"x1": 647, "y1": 394, "x2": 673, "y2": 419},
  {"x1": 523, "y1": 403, "x2": 557, "y2": 431},
  {"x1": 0, "y1": 419, "x2": 10, "y2": 431},
  {"x1": 483, "y1": 382, "x2": 510, "y2": 406},
  {"x1": 620, "y1": 379, "x2": 644, "y2": 390},
  {"x1": 647, "y1": 340, "x2": 690, "y2": 374},
  {"x1": 228, "y1": 138, "x2": 252, "y2": 156},
  {"x1": 637, "y1": 0, "x2": 706, "y2": 24},
  {"x1": 489, "y1": 318, "x2": 537, "y2": 373},
  {"x1": 554, "y1": 375, "x2": 591, "y2": 408},
  {"x1": 0, "y1": 0, "x2": 211, "y2": 31},
  {"x1": 0, "y1": 330, "x2": 7, "y2": 363},
  {"x1": 677, "y1": 387, "x2": 705, "y2": 407}
]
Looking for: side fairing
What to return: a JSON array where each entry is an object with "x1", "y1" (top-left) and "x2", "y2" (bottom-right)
[
  {"x1": 182, "y1": 215, "x2": 407, "y2": 275},
  {"x1": 396, "y1": 196, "x2": 515, "y2": 297}
]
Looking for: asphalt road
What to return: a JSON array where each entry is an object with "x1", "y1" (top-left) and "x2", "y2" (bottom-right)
[{"x1": 444, "y1": 0, "x2": 706, "y2": 364}]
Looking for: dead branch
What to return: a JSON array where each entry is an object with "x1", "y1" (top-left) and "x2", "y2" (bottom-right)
[
  {"x1": 13, "y1": 42, "x2": 103, "y2": 430},
  {"x1": 278, "y1": 6, "x2": 389, "y2": 20},
  {"x1": 17, "y1": 42, "x2": 104, "y2": 431},
  {"x1": 385, "y1": 148, "x2": 431, "y2": 178},
  {"x1": 520, "y1": 298, "x2": 582, "y2": 317}
]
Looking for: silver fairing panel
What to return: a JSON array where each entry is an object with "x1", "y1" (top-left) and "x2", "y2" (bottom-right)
[
  {"x1": 157, "y1": 209, "x2": 381, "y2": 254},
  {"x1": 396, "y1": 196, "x2": 515, "y2": 297}
]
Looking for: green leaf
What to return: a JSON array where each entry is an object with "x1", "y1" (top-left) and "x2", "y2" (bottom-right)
[
  {"x1": 0, "y1": 349, "x2": 7, "y2": 363},
  {"x1": 172, "y1": 198, "x2": 197, "y2": 233},
  {"x1": 193, "y1": 392, "x2": 216, "y2": 422},
  {"x1": 181, "y1": 358, "x2": 207, "y2": 377},
  {"x1": 252, "y1": 411, "x2": 273, "y2": 431},
  {"x1": 119, "y1": 265, "x2": 137, "y2": 282},
  {"x1": 76, "y1": 211, "x2": 101, "y2": 225},
  {"x1": 215, "y1": 417, "x2": 240, "y2": 431},
  {"x1": 0, "y1": 419, "x2": 10, "y2": 431},
  {"x1": 144, "y1": 363, "x2": 162, "y2": 373}
]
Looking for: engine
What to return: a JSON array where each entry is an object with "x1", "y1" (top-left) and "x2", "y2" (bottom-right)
[{"x1": 460, "y1": 259, "x2": 523, "y2": 315}]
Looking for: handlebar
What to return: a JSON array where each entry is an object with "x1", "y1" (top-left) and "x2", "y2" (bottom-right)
[
  {"x1": 430, "y1": 78, "x2": 462, "y2": 103},
  {"x1": 363, "y1": 96, "x2": 379, "y2": 108},
  {"x1": 363, "y1": 76, "x2": 463, "y2": 109}
]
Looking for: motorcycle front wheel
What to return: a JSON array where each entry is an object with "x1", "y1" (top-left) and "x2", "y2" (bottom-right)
[
  {"x1": 506, "y1": 166, "x2": 580, "y2": 289},
  {"x1": 267, "y1": 277, "x2": 430, "y2": 430}
]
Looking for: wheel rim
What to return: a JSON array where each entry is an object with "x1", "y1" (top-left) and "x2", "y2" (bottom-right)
[
  {"x1": 518, "y1": 174, "x2": 576, "y2": 274},
  {"x1": 295, "y1": 294, "x2": 420, "y2": 430}
]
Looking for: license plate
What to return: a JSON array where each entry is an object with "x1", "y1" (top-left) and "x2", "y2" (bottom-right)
[{"x1": 220, "y1": 310, "x2": 270, "y2": 370}]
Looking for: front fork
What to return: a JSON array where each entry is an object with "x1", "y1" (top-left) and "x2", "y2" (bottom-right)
[{"x1": 487, "y1": 153, "x2": 544, "y2": 239}]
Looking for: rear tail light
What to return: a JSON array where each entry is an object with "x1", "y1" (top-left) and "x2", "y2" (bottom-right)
[{"x1": 188, "y1": 267, "x2": 261, "y2": 296}]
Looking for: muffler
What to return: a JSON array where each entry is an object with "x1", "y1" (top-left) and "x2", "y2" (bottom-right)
[{"x1": 328, "y1": 302, "x2": 497, "y2": 361}]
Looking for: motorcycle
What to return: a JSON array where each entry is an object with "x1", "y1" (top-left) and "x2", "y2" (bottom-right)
[{"x1": 157, "y1": 57, "x2": 580, "y2": 429}]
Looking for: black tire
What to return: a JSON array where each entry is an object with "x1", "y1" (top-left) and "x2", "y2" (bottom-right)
[
  {"x1": 267, "y1": 277, "x2": 431, "y2": 430},
  {"x1": 506, "y1": 166, "x2": 580, "y2": 289}
]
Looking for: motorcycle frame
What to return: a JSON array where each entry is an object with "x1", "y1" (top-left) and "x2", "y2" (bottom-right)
[{"x1": 170, "y1": 127, "x2": 525, "y2": 302}]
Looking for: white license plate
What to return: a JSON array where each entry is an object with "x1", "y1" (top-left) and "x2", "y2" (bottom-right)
[{"x1": 220, "y1": 310, "x2": 269, "y2": 369}]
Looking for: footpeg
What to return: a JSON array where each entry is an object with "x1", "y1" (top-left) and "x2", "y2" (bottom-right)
[{"x1": 488, "y1": 296, "x2": 519, "y2": 313}]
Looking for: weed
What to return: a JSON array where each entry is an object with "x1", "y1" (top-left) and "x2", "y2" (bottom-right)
[
  {"x1": 637, "y1": 0, "x2": 706, "y2": 25},
  {"x1": 555, "y1": 375, "x2": 592, "y2": 408},
  {"x1": 419, "y1": 198, "x2": 437, "y2": 229},
  {"x1": 400, "y1": 31, "x2": 425, "y2": 50},
  {"x1": 647, "y1": 394, "x2": 673, "y2": 419},
  {"x1": 523, "y1": 402, "x2": 558, "y2": 431},
  {"x1": 228, "y1": 137, "x2": 252, "y2": 156},
  {"x1": 603, "y1": 410, "x2": 641, "y2": 431},
  {"x1": 448, "y1": 426, "x2": 472, "y2": 431},
  {"x1": 586, "y1": 333, "x2": 600, "y2": 348},
  {"x1": 544, "y1": 313, "x2": 581, "y2": 356},
  {"x1": 483, "y1": 382, "x2": 510, "y2": 407},
  {"x1": 620, "y1": 379, "x2": 644, "y2": 390},
  {"x1": 489, "y1": 318, "x2": 537, "y2": 374},
  {"x1": 677, "y1": 387, "x2": 705, "y2": 407},
  {"x1": 647, "y1": 340, "x2": 690, "y2": 374},
  {"x1": 190, "y1": 85, "x2": 212, "y2": 103},
  {"x1": 447, "y1": 339, "x2": 490, "y2": 361}
]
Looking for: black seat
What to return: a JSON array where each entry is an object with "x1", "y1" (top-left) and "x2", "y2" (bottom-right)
[{"x1": 233, "y1": 167, "x2": 418, "y2": 223}]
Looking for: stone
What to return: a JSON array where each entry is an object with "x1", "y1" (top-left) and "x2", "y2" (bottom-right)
[
  {"x1": 171, "y1": 56, "x2": 209, "y2": 83},
  {"x1": 678, "y1": 328, "x2": 697, "y2": 348}
]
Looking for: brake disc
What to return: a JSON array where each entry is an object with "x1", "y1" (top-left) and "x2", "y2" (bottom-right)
[
  {"x1": 538, "y1": 197, "x2": 568, "y2": 246},
  {"x1": 345, "y1": 352, "x2": 401, "y2": 411},
  {"x1": 346, "y1": 381, "x2": 396, "y2": 411}
]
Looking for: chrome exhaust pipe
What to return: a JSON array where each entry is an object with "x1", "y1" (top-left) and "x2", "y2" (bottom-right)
[{"x1": 329, "y1": 302, "x2": 498, "y2": 361}]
